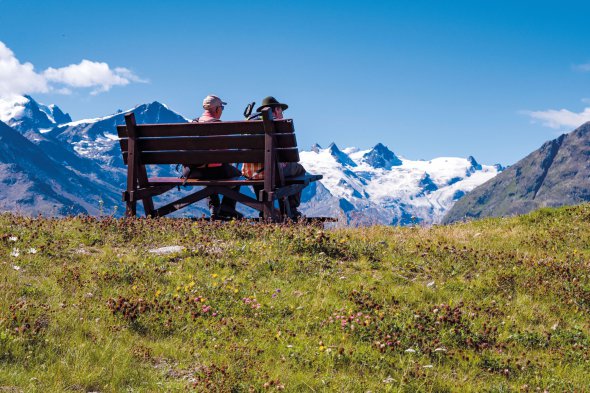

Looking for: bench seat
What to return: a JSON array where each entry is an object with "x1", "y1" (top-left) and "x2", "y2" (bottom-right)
[{"x1": 147, "y1": 174, "x2": 322, "y2": 187}]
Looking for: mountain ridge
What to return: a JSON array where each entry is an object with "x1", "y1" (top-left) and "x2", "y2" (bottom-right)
[
  {"x1": 1, "y1": 95, "x2": 501, "y2": 223},
  {"x1": 443, "y1": 122, "x2": 590, "y2": 223}
]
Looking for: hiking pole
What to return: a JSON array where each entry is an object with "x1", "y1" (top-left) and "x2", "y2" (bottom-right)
[
  {"x1": 243, "y1": 102, "x2": 255, "y2": 119},
  {"x1": 243, "y1": 101, "x2": 262, "y2": 120}
]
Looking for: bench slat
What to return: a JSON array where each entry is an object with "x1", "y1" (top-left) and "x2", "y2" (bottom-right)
[
  {"x1": 147, "y1": 174, "x2": 322, "y2": 186},
  {"x1": 123, "y1": 148, "x2": 300, "y2": 165},
  {"x1": 116, "y1": 119, "x2": 294, "y2": 138},
  {"x1": 119, "y1": 134, "x2": 297, "y2": 152}
]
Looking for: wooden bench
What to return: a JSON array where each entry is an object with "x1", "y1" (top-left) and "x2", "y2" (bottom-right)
[{"x1": 117, "y1": 108, "x2": 322, "y2": 221}]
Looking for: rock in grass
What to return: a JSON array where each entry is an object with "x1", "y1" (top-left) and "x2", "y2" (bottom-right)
[{"x1": 148, "y1": 246, "x2": 184, "y2": 255}]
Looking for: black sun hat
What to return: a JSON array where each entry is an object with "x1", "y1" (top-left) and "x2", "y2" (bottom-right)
[{"x1": 256, "y1": 96, "x2": 288, "y2": 112}]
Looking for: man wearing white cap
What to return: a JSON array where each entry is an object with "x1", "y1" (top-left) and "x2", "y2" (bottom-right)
[
  {"x1": 196, "y1": 95, "x2": 226, "y2": 123},
  {"x1": 181, "y1": 95, "x2": 242, "y2": 219}
]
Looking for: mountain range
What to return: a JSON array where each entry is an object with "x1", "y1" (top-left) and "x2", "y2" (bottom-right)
[
  {"x1": 443, "y1": 121, "x2": 590, "y2": 223},
  {"x1": 0, "y1": 95, "x2": 503, "y2": 224}
]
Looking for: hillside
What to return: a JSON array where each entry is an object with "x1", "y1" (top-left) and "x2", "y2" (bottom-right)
[
  {"x1": 443, "y1": 122, "x2": 590, "y2": 224},
  {"x1": 1, "y1": 206, "x2": 590, "y2": 391},
  {"x1": 0, "y1": 121, "x2": 120, "y2": 216}
]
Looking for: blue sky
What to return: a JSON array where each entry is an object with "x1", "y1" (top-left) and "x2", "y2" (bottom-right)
[{"x1": 1, "y1": 0, "x2": 589, "y2": 165}]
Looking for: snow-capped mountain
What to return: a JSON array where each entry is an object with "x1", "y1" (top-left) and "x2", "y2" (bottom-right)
[
  {"x1": 0, "y1": 95, "x2": 72, "y2": 133},
  {"x1": 50, "y1": 101, "x2": 188, "y2": 166},
  {"x1": 1, "y1": 95, "x2": 501, "y2": 223},
  {"x1": 299, "y1": 143, "x2": 500, "y2": 225}
]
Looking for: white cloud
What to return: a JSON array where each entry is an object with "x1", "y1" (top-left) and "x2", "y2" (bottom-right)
[
  {"x1": 0, "y1": 41, "x2": 145, "y2": 98},
  {"x1": 526, "y1": 107, "x2": 590, "y2": 129},
  {"x1": 0, "y1": 42, "x2": 49, "y2": 96},
  {"x1": 43, "y1": 60, "x2": 147, "y2": 95}
]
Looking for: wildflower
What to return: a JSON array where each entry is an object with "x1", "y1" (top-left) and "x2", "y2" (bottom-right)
[
  {"x1": 211, "y1": 273, "x2": 219, "y2": 278},
  {"x1": 10, "y1": 248, "x2": 20, "y2": 257},
  {"x1": 9, "y1": 236, "x2": 17, "y2": 242},
  {"x1": 12, "y1": 265, "x2": 21, "y2": 271},
  {"x1": 28, "y1": 248, "x2": 37, "y2": 254},
  {"x1": 405, "y1": 348, "x2": 416, "y2": 353},
  {"x1": 434, "y1": 347, "x2": 447, "y2": 352},
  {"x1": 423, "y1": 365, "x2": 433, "y2": 368},
  {"x1": 155, "y1": 290, "x2": 161, "y2": 298}
]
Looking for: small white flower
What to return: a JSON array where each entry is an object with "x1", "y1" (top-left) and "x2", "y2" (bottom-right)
[
  {"x1": 12, "y1": 265, "x2": 21, "y2": 271},
  {"x1": 434, "y1": 347, "x2": 447, "y2": 352},
  {"x1": 9, "y1": 236, "x2": 18, "y2": 242},
  {"x1": 28, "y1": 248, "x2": 37, "y2": 254},
  {"x1": 423, "y1": 364, "x2": 433, "y2": 368},
  {"x1": 405, "y1": 348, "x2": 416, "y2": 353},
  {"x1": 10, "y1": 248, "x2": 20, "y2": 257},
  {"x1": 426, "y1": 281, "x2": 435, "y2": 288},
  {"x1": 286, "y1": 345, "x2": 293, "y2": 348}
]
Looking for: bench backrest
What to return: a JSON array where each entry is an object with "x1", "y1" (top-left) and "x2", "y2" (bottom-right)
[{"x1": 117, "y1": 117, "x2": 299, "y2": 166}]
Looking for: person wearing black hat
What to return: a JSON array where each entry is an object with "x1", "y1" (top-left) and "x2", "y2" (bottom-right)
[{"x1": 242, "y1": 96, "x2": 306, "y2": 218}]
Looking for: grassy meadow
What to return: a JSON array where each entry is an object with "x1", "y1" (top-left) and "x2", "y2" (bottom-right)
[{"x1": 1, "y1": 204, "x2": 589, "y2": 392}]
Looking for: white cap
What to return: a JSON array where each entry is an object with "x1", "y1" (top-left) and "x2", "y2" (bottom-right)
[{"x1": 202, "y1": 95, "x2": 227, "y2": 110}]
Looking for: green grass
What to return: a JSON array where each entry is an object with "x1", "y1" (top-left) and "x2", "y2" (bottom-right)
[{"x1": 1, "y1": 205, "x2": 589, "y2": 392}]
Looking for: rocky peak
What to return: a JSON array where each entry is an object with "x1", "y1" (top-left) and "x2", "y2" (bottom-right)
[
  {"x1": 467, "y1": 155, "x2": 482, "y2": 171},
  {"x1": 311, "y1": 143, "x2": 322, "y2": 153},
  {"x1": 328, "y1": 143, "x2": 357, "y2": 167},
  {"x1": 47, "y1": 104, "x2": 72, "y2": 124},
  {"x1": 362, "y1": 143, "x2": 402, "y2": 169}
]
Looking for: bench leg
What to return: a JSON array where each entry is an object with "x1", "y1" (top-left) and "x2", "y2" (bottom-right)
[
  {"x1": 143, "y1": 197, "x2": 155, "y2": 217},
  {"x1": 126, "y1": 200, "x2": 137, "y2": 217},
  {"x1": 262, "y1": 201, "x2": 274, "y2": 222}
]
